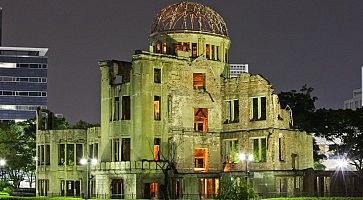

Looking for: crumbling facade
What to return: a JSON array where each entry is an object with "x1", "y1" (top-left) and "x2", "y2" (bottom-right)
[{"x1": 36, "y1": 2, "x2": 313, "y2": 198}]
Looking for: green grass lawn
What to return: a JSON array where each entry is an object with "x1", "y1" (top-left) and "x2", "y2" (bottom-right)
[
  {"x1": 0, "y1": 197, "x2": 82, "y2": 200},
  {"x1": 264, "y1": 198, "x2": 363, "y2": 200}
]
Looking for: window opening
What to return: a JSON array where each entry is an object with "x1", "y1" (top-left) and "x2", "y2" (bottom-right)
[
  {"x1": 144, "y1": 182, "x2": 159, "y2": 199},
  {"x1": 45, "y1": 145, "x2": 50, "y2": 165},
  {"x1": 194, "y1": 108, "x2": 208, "y2": 132},
  {"x1": 205, "y1": 44, "x2": 210, "y2": 59},
  {"x1": 162, "y1": 43, "x2": 167, "y2": 54},
  {"x1": 122, "y1": 96, "x2": 131, "y2": 120},
  {"x1": 211, "y1": 45, "x2": 215, "y2": 60},
  {"x1": 224, "y1": 100, "x2": 239, "y2": 123},
  {"x1": 251, "y1": 97, "x2": 267, "y2": 121},
  {"x1": 154, "y1": 138, "x2": 161, "y2": 161},
  {"x1": 111, "y1": 179, "x2": 124, "y2": 199},
  {"x1": 193, "y1": 73, "x2": 205, "y2": 90},
  {"x1": 155, "y1": 42, "x2": 162, "y2": 53},
  {"x1": 114, "y1": 139, "x2": 120, "y2": 162},
  {"x1": 114, "y1": 97, "x2": 120, "y2": 121},
  {"x1": 76, "y1": 144, "x2": 83, "y2": 165},
  {"x1": 194, "y1": 148, "x2": 208, "y2": 172},
  {"x1": 89, "y1": 144, "x2": 94, "y2": 158},
  {"x1": 94, "y1": 143, "x2": 99, "y2": 159},
  {"x1": 66, "y1": 144, "x2": 74, "y2": 165},
  {"x1": 121, "y1": 138, "x2": 131, "y2": 161},
  {"x1": 154, "y1": 96, "x2": 161, "y2": 120},
  {"x1": 58, "y1": 144, "x2": 65, "y2": 165},
  {"x1": 192, "y1": 43, "x2": 197, "y2": 57},
  {"x1": 199, "y1": 178, "x2": 219, "y2": 198},
  {"x1": 38, "y1": 179, "x2": 49, "y2": 196},
  {"x1": 154, "y1": 68, "x2": 161, "y2": 83},
  {"x1": 223, "y1": 139, "x2": 239, "y2": 163},
  {"x1": 252, "y1": 138, "x2": 267, "y2": 162}
]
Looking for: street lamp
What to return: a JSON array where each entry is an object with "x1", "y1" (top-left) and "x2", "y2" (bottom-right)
[
  {"x1": 239, "y1": 153, "x2": 253, "y2": 181},
  {"x1": 337, "y1": 158, "x2": 348, "y2": 169},
  {"x1": 80, "y1": 158, "x2": 97, "y2": 199},
  {"x1": 0, "y1": 159, "x2": 6, "y2": 180}
]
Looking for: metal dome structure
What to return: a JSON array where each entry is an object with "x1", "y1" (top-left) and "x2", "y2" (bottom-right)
[{"x1": 151, "y1": 2, "x2": 228, "y2": 37}]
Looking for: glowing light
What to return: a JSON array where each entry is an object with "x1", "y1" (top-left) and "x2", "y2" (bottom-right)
[
  {"x1": 239, "y1": 153, "x2": 246, "y2": 161},
  {"x1": 91, "y1": 158, "x2": 98, "y2": 165},
  {"x1": 337, "y1": 159, "x2": 348, "y2": 169},
  {"x1": 80, "y1": 158, "x2": 87, "y2": 165},
  {"x1": 0, "y1": 159, "x2": 6, "y2": 166},
  {"x1": 248, "y1": 154, "x2": 253, "y2": 162}
]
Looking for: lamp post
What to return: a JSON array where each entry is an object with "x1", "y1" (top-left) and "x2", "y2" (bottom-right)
[
  {"x1": 0, "y1": 159, "x2": 6, "y2": 180},
  {"x1": 80, "y1": 158, "x2": 97, "y2": 199},
  {"x1": 239, "y1": 153, "x2": 253, "y2": 179}
]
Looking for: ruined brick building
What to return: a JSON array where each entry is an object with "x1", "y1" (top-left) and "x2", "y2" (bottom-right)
[{"x1": 36, "y1": 2, "x2": 314, "y2": 198}]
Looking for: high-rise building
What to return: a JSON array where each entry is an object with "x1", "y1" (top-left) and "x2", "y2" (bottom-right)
[
  {"x1": 343, "y1": 88, "x2": 362, "y2": 110},
  {"x1": 0, "y1": 47, "x2": 48, "y2": 122},
  {"x1": 230, "y1": 63, "x2": 248, "y2": 77}
]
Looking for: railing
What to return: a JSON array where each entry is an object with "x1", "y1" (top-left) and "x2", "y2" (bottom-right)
[{"x1": 93, "y1": 160, "x2": 167, "y2": 171}]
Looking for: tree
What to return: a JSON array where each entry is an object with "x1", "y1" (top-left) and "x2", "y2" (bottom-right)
[
  {"x1": 279, "y1": 85, "x2": 363, "y2": 172},
  {"x1": 53, "y1": 117, "x2": 70, "y2": 130},
  {"x1": 278, "y1": 85, "x2": 318, "y2": 130},
  {"x1": 309, "y1": 108, "x2": 363, "y2": 172},
  {"x1": 278, "y1": 85, "x2": 325, "y2": 168},
  {"x1": 72, "y1": 120, "x2": 99, "y2": 129},
  {"x1": 0, "y1": 120, "x2": 36, "y2": 188},
  {"x1": 218, "y1": 174, "x2": 255, "y2": 200}
]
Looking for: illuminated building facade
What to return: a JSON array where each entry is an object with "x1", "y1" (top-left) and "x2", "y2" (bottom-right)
[
  {"x1": 36, "y1": 2, "x2": 314, "y2": 198},
  {"x1": 0, "y1": 47, "x2": 48, "y2": 122}
]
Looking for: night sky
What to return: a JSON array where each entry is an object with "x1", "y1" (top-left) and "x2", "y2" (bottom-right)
[{"x1": 0, "y1": 0, "x2": 362, "y2": 123}]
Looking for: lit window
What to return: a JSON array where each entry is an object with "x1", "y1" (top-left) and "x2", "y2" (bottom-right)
[
  {"x1": 154, "y1": 96, "x2": 161, "y2": 120},
  {"x1": 193, "y1": 73, "x2": 205, "y2": 90},
  {"x1": 182, "y1": 42, "x2": 190, "y2": 51},
  {"x1": 194, "y1": 148, "x2": 208, "y2": 172},
  {"x1": 251, "y1": 96, "x2": 266, "y2": 121},
  {"x1": 144, "y1": 182, "x2": 159, "y2": 198},
  {"x1": 252, "y1": 137, "x2": 267, "y2": 162},
  {"x1": 162, "y1": 43, "x2": 167, "y2": 54},
  {"x1": 199, "y1": 178, "x2": 219, "y2": 198},
  {"x1": 154, "y1": 138, "x2": 160, "y2": 161},
  {"x1": 194, "y1": 108, "x2": 208, "y2": 132},
  {"x1": 192, "y1": 43, "x2": 197, "y2": 57},
  {"x1": 205, "y1": 44, "x2": 210, "y2": 59},
  {"x1": 155, "y1": 42, "x2": 162, "y2": 54}
]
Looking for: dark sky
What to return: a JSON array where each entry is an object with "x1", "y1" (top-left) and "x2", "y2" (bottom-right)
[{"x1": 0, "y1": 0, "x2": 362, "y2": 123}]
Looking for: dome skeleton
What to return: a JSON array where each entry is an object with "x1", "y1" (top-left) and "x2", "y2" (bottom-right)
[{"x1": 151, "y1": 2, "x2": 228, "y2": 37}]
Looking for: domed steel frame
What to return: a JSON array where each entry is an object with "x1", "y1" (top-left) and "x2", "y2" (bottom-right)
[{"x1": 151, "y1": 2, "x2": 228, "y2": 37}]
